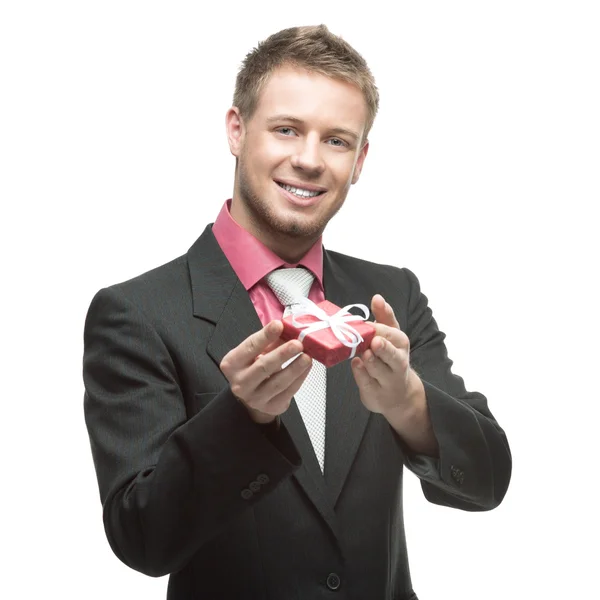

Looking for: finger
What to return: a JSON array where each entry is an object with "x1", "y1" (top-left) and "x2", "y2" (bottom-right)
[
  {"x1": 258, "y1": 350, "x2": 312, "y2": 397},
  {"x1": 371, "y1": 295, "x2": 400, "y2": 329},
  {"x1": 386, "y1": 302, "x2": 400, "y2": 328},
  {"x1": 360, "y1": 346, "x2": 394, "y2": 383},
  {"x1": 371, "y1": 324, "x2": 408, "y2": 350},
  {"x1": 224, "y1": 321, "x2": 285, "y2": 371},
  {"x1": 371, "y1": 294, "x2": 386, "y2": 322},
  {"x1": 244, "y1": 339, "x2": 305, "y2": 390},
  {"x1": 351, "y1": 357, "x2": 380, "y2": 391},
  {"x1": 246, "y1": 321, "x2": 287, "y2": 363},
  {"x1": 227, "y1": 338, "x2": 303, "y2": 403},
  {"x1": 371, "y1": 336, "x2": 409, "y2": 372},
  {"x1": 261, "y1": 355, "x2": 313, "y2": 413},
  {"x1": 259, "y1": 335, "x2": 288, "y2": 357}
]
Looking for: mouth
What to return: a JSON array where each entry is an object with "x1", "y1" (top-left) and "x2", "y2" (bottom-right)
[{"x1": 275, "y1": 181, "x2": 327, "y2": 207}]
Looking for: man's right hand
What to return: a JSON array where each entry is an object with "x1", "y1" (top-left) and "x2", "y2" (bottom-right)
[{"x1": 220, "y1": 320, "x2": 312, "y2": 424}]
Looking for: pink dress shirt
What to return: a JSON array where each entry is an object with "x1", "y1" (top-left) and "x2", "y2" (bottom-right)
[{"x1": 211, "y1": 199, "x2": 326, "y2": 326}]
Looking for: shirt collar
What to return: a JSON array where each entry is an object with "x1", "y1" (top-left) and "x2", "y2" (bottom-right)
[{"x1": 212, "y1": 199, "x2": 324, "y2": 292}]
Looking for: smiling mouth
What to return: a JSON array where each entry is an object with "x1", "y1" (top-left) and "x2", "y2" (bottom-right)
[{"x1": 276, "y1": 181, "x2": 326, "y2": 199}]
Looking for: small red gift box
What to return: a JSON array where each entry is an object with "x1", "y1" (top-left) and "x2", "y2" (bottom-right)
[{"x1": 280, "y1": 299, "x2": 376, "y2": 368}]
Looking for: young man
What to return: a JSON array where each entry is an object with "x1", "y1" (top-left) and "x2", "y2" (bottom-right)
[{"x1": 84, "y1": 25, "x2": 511, "y2": 599}]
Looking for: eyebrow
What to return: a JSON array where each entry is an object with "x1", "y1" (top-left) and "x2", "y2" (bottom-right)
[{"x1": 265, "y1": 114, "x2": 360, "y2": 143}]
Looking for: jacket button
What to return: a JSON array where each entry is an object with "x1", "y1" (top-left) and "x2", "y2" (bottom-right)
[
  {"x1": 450, "y1": 465, "x2": 464, "y2": 486},
  {"x1": 241, "y1": 488, "x2": 253, "y2": 500},
  {"x1": 257, "y1": 474, "x2": 270, "y2": 485},
  {"x1": 249, "y1": 481, "x2": 261, "y2": 492},
  {"x1": 326, "y1": 573, "x2": 341, "y2": 590}
]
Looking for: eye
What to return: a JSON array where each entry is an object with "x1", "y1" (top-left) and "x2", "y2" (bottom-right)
[
  {"x1": 327, "y1": 138, "x2": 348, "y2": 148},
  {"x1": 277, "y1": 127, "x2": 296, "y2": 136}
]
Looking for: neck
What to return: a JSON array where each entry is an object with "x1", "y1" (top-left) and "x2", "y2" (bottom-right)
[{"x1": 263, "y1": 232, "x2": 316, "y2": 264}]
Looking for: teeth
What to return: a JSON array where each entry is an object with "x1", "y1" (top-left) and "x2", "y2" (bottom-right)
[{"x1": 280, "y1": 183, "x2": 322, "y2": 198}]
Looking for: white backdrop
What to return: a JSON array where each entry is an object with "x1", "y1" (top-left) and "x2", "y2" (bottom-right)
[{"x1": 1, "y1": 1, "x2": 598, "y2": 598}]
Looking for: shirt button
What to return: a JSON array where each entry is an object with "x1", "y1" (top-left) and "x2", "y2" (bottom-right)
[
  {"x1": 241, "y1": 488, "x2": 253, "y2": 500},
  {"x1": 326, "y1": 573, "x2": 341, "y2": 590},
  {"x1": 249, "y1": 481, "x2": 261, "y2": 492}
]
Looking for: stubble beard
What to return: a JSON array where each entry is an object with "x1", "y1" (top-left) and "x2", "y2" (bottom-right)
[{"x1": 236, "y1": 159, "x2": 340, "y2": 244}]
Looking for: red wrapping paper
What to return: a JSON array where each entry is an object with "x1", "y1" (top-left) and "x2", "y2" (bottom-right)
[{"x1": 280, "y1": 300, "x2": 376, "y2": 367}]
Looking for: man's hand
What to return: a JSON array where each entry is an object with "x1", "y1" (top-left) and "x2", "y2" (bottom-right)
[
  {"x1": 350, "y1": 294, "x2": 416, "y2": 414},
  {"x1": 351, "y1": 294, "x2": 438, "y2": 455},
  {"x1": 220, "y1": 320, "x2": 312, "y2": 424}
]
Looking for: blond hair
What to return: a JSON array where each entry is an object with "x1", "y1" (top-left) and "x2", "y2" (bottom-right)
[{"x1": 233, "y1": 25, "x2": 379, "y2": 142}]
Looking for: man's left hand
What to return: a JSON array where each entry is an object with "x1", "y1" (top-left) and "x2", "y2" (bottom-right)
[{"x1": 350, "y1": 294, "x2": 421, "y2": 415}]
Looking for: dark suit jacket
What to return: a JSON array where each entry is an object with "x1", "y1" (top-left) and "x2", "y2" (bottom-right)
[{"x1": 83, "y1": 225, "x2": 511, "y2": 599}]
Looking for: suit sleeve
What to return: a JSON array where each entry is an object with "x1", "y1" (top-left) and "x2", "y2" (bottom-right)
[
  {"x1": 397, "y1": 268, "x2": 512, "y2": 511},
  {"x1": 83, "y1": 286, "x2": 301, "y2": 577}
]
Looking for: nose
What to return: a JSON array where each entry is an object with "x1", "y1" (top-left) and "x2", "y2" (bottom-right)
[{"x1": 290, "y1": 135, "x2": 325, "y2": 175}]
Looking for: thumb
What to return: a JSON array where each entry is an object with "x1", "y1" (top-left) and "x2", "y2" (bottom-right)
[{"x1": 371, "y1": 294, "x2": 399, "y2": 328}]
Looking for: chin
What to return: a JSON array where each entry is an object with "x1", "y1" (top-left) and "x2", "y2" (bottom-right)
[{"x1": 271, "y1": 213, "x2": 326, "y2": 240}]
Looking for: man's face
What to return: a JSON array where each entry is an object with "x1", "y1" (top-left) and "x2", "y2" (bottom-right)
[{"x1": 226, "y1": 66, "x2": 369, "y2": 258}]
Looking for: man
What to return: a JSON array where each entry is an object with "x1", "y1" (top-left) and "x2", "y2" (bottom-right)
[{"x1": 83, "y1": 24, "x2": 511, "y2": 599}]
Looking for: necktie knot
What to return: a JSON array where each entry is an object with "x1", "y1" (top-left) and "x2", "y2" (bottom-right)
[{"x1": 265, "y1": 267, "x2": 315, "y2": 309}]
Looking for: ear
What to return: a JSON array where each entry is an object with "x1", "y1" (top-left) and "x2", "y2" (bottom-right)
[
  {"x1": 351, "y1": 140, "x2": 369, "y2": 185},
  {"x1": 225, "y1": 107, "x2": 245, "y2": 157}
]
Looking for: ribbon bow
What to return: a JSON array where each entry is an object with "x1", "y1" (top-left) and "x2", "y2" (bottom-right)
[{"x1": 288, "y1": 297, "x2": 370, "y2": 360}]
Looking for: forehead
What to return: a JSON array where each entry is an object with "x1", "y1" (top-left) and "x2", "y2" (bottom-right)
[{"x1": 253, "y1": 66, "x2": 367, "y2": 133}]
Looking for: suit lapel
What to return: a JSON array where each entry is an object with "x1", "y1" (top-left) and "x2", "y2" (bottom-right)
[
  {"x1": 322, "y1": 250, "x2": 372, "y2": 507},
  {"x1": 188, "y1": 227, "x2": 339, "y2": 543}
]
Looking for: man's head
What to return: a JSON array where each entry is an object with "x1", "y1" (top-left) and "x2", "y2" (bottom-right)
[{"x1": 226, "y1": 25, "x2": 379, "y2": 262}]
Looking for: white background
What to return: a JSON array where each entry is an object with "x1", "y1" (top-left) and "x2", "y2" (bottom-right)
[{"x1": 1, "y1": 1, "x2": 598, "y2": 598}]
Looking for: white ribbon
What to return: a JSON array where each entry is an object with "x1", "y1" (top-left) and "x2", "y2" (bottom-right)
[{"x1": 281, "y1": 297, "x2": 370, "y2": 368}]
